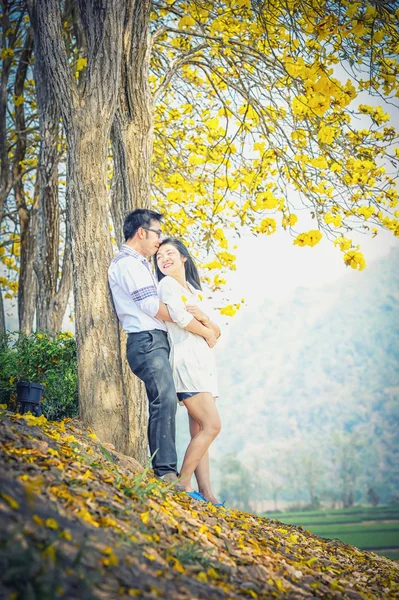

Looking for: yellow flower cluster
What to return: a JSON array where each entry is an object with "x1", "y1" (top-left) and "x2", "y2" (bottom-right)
[
  {"x1": 255, "y1": 218, "x2": 277, "y2": 235},
  {"x1": 324, "y1": 213, "x2": 343, "y2": 228},
  {"x1": 293, "y1": 230, "x2": 323, "y2": 247},
  {"x1": 282, "y1": 214, "x2": 298, "y2": 229},
  {"x1": 343, "y1": 250, "x2": 366, "y2": 271},
  {"x1": 220, "y1": 303, "x2": 241, "y2": 317}
]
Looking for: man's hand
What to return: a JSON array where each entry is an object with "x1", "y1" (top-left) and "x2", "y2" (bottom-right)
[{"x1": 186, "y1": 304, "x2": 209, "y2": 324}]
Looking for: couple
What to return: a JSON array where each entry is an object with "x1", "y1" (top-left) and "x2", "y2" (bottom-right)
[{"x1": 108, "y1": 209, "x2": 222, "y2": 505}]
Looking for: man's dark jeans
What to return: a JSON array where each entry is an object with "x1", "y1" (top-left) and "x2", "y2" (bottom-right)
[{"x1": 127, "y1": 329, "x2": 177, "y2": 477}]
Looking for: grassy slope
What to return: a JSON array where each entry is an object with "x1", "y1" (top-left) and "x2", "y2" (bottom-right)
[
  {"x1": 1, "y1": 410, "x2": 399, "y2": 600},
  {"x1": 265, "y1": 508, "x2": 399, "y2": 562}
]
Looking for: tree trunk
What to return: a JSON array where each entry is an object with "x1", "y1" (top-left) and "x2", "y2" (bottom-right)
[
  {"x1": 17, "y1": 203, "x2": 37, "y2": 333},
  {"x1": 33, "y1": 23, "x2": 71, "y2": 333},
  {"x1": 67, "y1": 127, "x2": 127, "y2": 451},
  {"x1": 0, "y1": 290, "x2": 5, "y2": 336},
  {"x1": 0, "y1": 3, "x2": 12, "y2": 223},
  {"x1": 28, "y1": 0, "x2": 147, "y2": 462},
  {"x1": 110, "y1": 0, "x2": 153, "y2": 246},
  {"x1": 12, "y1": 27, "x2": 35, "y2": 333},
  {"x1": 109, "y1": 0, "x2": 153, "y2": 457},
  {"x1": 67, "y1": 124, "x2": 146, "y2": 459},
  {"x1": 44, "y1": 226, "x2": 72, "y2": 333}
]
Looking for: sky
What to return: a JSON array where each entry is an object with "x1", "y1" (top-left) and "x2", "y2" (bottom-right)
[{"x1": 225, "y1": 223, "x2": 399, "y2": 307}]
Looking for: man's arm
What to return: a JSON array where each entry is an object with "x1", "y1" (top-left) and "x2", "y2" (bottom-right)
[
  {"x1": 155, "y1": 302, "x2": 212, "y2": 338},
  {"x1": 155, "y1": 301, "x2": 173, "y2": 322}
]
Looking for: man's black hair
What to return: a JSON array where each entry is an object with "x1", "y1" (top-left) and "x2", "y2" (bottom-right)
[{"x1": 123, "y1": 209, "x2": 164, "y2": 241}]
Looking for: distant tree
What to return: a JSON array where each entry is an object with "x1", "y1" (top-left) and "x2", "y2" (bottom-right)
[
  {"x1": 219, "y1": 455, "x2": 251, "y2": 511},
  {"x1": 367, "y1": 487, "x2": 380, "y2": 507},
  {"x1": 330, "y1": 432, "x2": 363, "y2": 508}
]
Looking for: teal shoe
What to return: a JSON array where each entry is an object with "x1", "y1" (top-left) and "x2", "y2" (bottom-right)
[
  {"x1": 197, "y1": 493, "x2": 228, "y2": 509},
  {"x1": 196, "y1": 492, "x2": 209, "y2": 502},
  {"x1": 186, "y1": 490, "x2": 207, "y2": 502}
]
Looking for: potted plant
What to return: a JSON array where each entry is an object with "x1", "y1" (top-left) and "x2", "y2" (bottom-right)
[
  {"x1": 0, "y1": 332, "x2": 45, "y2": 416},
  {"x1": 0, "y1": 334, "x2": 13, "y2": 408},
  {"x1": 0, "y1": 331, "x2": 78, "y2": 420},
  {"x1": 15, "y1": 333, "x2": 47, "y2": 416}
]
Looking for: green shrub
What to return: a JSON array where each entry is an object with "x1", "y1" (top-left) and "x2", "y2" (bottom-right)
[{"x1": 0, "y1": 331, "x2": 78, "y2": 420}]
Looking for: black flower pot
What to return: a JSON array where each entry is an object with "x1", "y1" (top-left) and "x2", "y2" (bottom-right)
[{"x1": 16, "y1": 381, "x2": 44, "y2": 416}]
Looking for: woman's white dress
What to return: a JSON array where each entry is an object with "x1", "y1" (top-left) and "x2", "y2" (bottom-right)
[{"x1": 157, "y1": 276, "x2": 219, "y2": 400}]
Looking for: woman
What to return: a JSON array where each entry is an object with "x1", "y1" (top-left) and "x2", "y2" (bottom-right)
[{"x1": 155, "y1": 238, "x2": 222, "y2": 505}]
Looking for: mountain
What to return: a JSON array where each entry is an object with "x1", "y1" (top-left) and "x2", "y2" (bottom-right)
[{"x1": 175, "y1": 247, "x2": 399, "y2": 508}]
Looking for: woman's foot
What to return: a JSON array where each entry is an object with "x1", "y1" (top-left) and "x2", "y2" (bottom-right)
[{"x1": 198, "y1": 490, "x2": 220, "y2": 504}]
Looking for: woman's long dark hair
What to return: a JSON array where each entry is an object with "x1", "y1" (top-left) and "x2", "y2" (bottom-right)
[{"x1": 155, "y1": 238, "x2": 202, "y2": 290}]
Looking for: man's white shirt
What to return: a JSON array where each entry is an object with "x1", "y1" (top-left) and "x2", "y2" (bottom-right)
[{"x1": 108, "y1": 244, "x2": 167, "y2": 333}]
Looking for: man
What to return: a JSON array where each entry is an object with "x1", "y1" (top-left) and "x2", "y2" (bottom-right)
[{"x1": 108, "y1": 209, "x2": 216, "y2": 481}]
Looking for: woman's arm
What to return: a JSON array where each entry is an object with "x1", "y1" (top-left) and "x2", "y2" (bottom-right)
[
  {"x1": 184, "y1": 318, "x2": 218, "y2": 348},
  {"x1": 158, "y1": 278, "x2": 218, "y2": 347},
  {"x1": 185, "y1": 305, "x2": 221, "y2": 338}
]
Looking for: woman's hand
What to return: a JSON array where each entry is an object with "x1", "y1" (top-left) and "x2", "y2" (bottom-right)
[
  {"x1": 186, "y1": 304, "x2": 210, "y2": 324},
  {"x1": 206, "y1": 334, "x2": 217, "y2": 348},
  {"x1": 203, "y1": 324, "x2": 217, "y2": 348}
]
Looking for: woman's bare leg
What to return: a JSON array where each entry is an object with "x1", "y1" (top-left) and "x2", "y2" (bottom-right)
[
  {"x1": 179, "y1": 392, "x2": 221, "y2": 492},
  {"x1": 189, "y1": 414, "x2": 220, "y2": 504}
]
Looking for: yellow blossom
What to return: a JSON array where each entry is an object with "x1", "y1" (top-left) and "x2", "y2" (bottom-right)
[
  {"x1": 293, "y1": 230, "x2": 322, "y2": 247},
  {"x1": 220, "y1": 304, "x2": 237, "y2": 317},
  {"x1": 282, "y1": 214, "x2": 298, "y2": 228},
  {"x1": 178, "y1": 16, "x2": 196, "y2": 28},
  {"x1": 76, "y1": 57, "x2": 87, "y2": 72},
  {"x1": 1, "y1": 48, "x2": 14, "y2": 59},
  {"x1": 1, "y1": 493, "x2": 19, "y2": 510},
  {"x1": 45, "y1": 518, "x2": 59, "y2": 530},
  {"x1": 256, "y1": 217, "x2": 276, "y2": 235},
  {"x1": 324, "y1": 213, "x2": 343, "y2": 227},
  {"x1": 140, "y1": 511, "x2": 150, "y2": 524},
  {"x1": 343, "y1": 250, "x2": 366, "y2": 271},
  {"x1": 13, "y1": 95, "x2": 25, "y2": 106}
]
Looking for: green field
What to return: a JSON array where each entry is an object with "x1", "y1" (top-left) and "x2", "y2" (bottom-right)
[{"x1": 264, "y1": 505, "x2": 399, "y2": 562}]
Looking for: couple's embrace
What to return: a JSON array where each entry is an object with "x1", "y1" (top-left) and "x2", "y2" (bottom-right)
[{"x1": 108, "y1": 209, "x2": 222, "y2": 505}]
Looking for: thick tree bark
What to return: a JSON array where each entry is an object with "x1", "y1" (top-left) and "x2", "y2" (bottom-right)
[
  {"x1": 28, "y1": 0, "x2": 147, "y2": 462},
  {"x1": 33, "y1": 22, "x2": 71, "y2": 333},
  {"x1": 110, "y1": 0, "x2": 153, "y2": 246},
  {"x1": 109, "y1": 0, "x2": 153, "y2": 457},
  {"x1": 67, "y1": 128, "x2": 129, "y2": 451}
]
